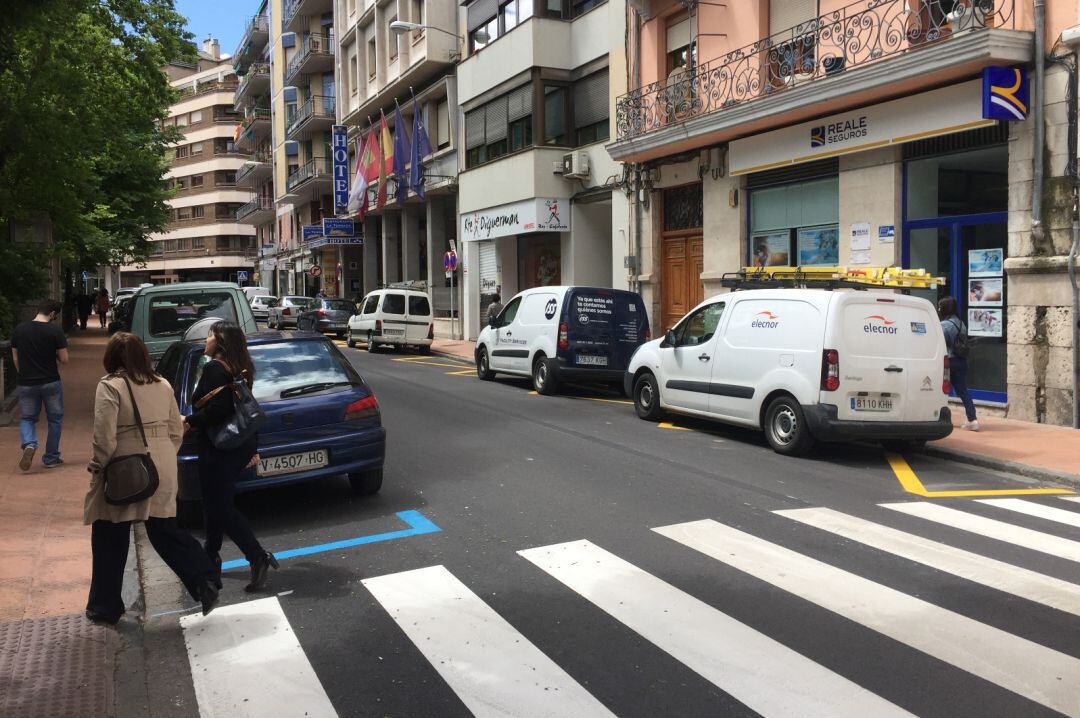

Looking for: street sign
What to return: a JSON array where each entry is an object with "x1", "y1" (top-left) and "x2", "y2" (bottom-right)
[
  {"x1": 322, "y1": 218, "x2": 355, "y2": 237},
  {"x1": 443, "y1": 251, "x2": 458, "y2": 272},
  {"x1": 81, "y1": 270, "x2": 90, "y2": 281},
  {"x1": 302, "y1": 225, "x2": 323, "y2": 243},
  {"x1": 237, "y1": 270, "x2": 249, "y2": 282},
  {"x1": 309, "y1": 265, "x2": 323, "y2": 278},
  {"x1": 449, "y1": 239, "x2": 458, "y2": 253}
]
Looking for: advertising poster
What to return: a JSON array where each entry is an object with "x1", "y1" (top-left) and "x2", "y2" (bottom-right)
[
  {"x1": 849, "y1": 222, "x2": 871, "y2": 251},
  {"x1": 969, "y1": 308, "x2": 1003, "y2": 337},
  {"x1": 968, "y1": 248, "x2": 1003, "y2": 277},
  {"x1": 968, "y1": 278, "x2": 1003, "y2": 307},
  {"x1": 750, "y1": 233, "x2": 790, "y2": 267},
  {"x1": 797, "y1": 226, "x2": 839, "y2": 266}
]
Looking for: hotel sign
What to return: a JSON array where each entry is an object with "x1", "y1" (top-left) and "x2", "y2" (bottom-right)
[
  {"x1": 729, "y1": 80, "x2": 995, "y2": 175},
  {"x1": 460, "y1": 198, "x2": 571, "y2": 242},
  {"x1": 331, "y1": 124, "x2": 349, "y2": 215}
]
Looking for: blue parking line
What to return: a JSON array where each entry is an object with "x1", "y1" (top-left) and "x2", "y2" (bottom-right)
[{"x1": 220, "y1": 509, "x2": 442, "y2": 570}]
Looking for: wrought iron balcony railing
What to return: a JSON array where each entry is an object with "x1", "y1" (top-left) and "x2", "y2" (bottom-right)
[
  {"x1": 285, "y1": 34, "x2": 335, "y2": 82},
  {"x1": 615, "y1": 0, "x2": 1015, "y2": 141},
  {"x1": 285, "y1": 95, "x2": 335, "y2": 136},
  {"x1": 285, "y1": 157, "x2": 332, "y2": 194},
  {"x1": 237, "y1": 196, "x2": 274, "y2": 221}
]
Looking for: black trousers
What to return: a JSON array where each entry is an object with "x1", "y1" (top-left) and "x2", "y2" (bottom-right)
[
  {"x1": 200, "y1": 464, "x2": 264, "y2": 564},
  {"x1": 87, "y1": 518, "x2": 213, "y2": 619}
]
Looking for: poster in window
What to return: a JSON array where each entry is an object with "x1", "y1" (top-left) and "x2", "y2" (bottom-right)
[
  {"x1": 797, "y1": 226, "x2": 839, "y2": 266},
  {"x1": 968, "y1": 308, "x2": 1003, "y2": 337},
  {"x1": 750, "y1": 232, "x2": 790, "y2": 267},
  {"x1": 967, "y1": 278, "x2": 1003, "y2": 307},
  {"x1": 968, "y1": 248, "x2": 1003, "y2": 277}
]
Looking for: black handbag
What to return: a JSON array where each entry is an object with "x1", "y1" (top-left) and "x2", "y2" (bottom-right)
[
  {"x1": 103, "y1": 377, "x2": 160, "y2": 506},
  {"x1": 195, "y1": 369, "x2": 267, "y2": 451}
]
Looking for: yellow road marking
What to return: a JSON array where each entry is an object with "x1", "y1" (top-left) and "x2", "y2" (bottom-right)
[
  {"x1": 445, "y1": 369, "x2": 475, "y2": 376},
  {"x1": 658, "y1": 422, "x2": 692, "y2": 431},
  {"x1": 525, "y1": 390, "x2": 632, "y2": 405},
  {"x1": 392, "y1": 356, "x2": 430, "y2": 362},
  {"x1": 885, "y1": 453, "x2": 1073, "y2": 498}
]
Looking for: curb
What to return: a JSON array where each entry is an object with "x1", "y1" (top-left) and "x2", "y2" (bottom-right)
[
  {"x1": 920, "y1": 444, "x2": 1080, "y2": 490},
  {"x1": 429, "y1": 349, "x2": 474, "y2": 365}
]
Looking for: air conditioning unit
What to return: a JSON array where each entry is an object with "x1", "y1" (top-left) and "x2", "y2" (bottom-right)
[{"x1": 561, "y1": 152, "x2": 590, "y2": 180}]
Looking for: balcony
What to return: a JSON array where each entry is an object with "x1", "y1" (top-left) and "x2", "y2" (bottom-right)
[
  {"x1": 233, "y1": 107, "x2": 271, "y2": 152},
  {"x1": 236, "y1": 151, "x2": 272, "y2": 188},
  {"x1": 175, "y1": 80, "x2": 238, "y2": 101},
  {"x1": 610, "y1": 0, "x2": 1030, "y2": 161},
  {"x1": 285, "y1": 157, "x2": 332, "y2": 195},
  {"x1": 282, "y1": 0, "x2": 333, "y2": 34},
  {"x1": 236, "y1": 195, "x2": 275, "y2": 225},
  {"x1": 233, "y1": 15, "x2": 270, "y2": 73},
  {"x1": 285, "y1": 34, "x2": 335, "y2": 84},
  {"x1": 285, "y1": 95, "x2": 335, "y2": 139},
  {"x1": 234, "y1": 62, "x2": 271, "y2": 107}
]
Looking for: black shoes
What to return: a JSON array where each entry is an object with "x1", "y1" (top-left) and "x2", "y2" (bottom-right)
[
  {"x1": 207, "y1": 551, "x2": 223, "y2": 590},
  {"x1": 198, "y1": 580, "x2": 219, "y2": 617},
  {"x1": 245, "y1": 551, "x2": 279, "y2": 593},
  {"x1": 85, "y1": 609, "x2": 121, "y2": 625}
]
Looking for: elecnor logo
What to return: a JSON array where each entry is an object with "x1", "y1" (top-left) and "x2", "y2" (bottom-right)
[
  {"x1": 864, "y1": 315, "x2": 898, "y2": 334},
  {"x1": 810, "y1": 115, "x2": 869, "y2": 149},
  {"x1": 751, "y1": 311, "x2": 780, "y2": 328}
]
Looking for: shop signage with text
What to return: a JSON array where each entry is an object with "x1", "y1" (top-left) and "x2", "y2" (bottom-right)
[
  {"x1": 331, "y1": 125, "x2": 350, "y2": 215},
  {"x1": 322, "y1": 218, "x2": 355, "y2": 237},
  {"x1": 460, "y1": 198, "x2": 571, "y2": 242},
  {"x1": 302, "y1": 225, "x2": 323, "y2": 243}
]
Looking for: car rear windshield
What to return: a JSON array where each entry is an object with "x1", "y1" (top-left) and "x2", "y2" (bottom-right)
[
  {"x1": 286, "y1": 297, "x2": 314, "y2": 307},
  {"x1": 324, "y1": 299, "x2": 353, "y2": 311},
  {"x1": 382, "y1": 294, "x2": 405, "y2": 314},
  {"x1": 187, "y1": 340, "x2": 361, "y2": 402},
  {"x1": 148, "y1": 292, "x2": 238, "y2": 339},
  {"x1": 408, "y1": 295, "x2": 431, "y2": 315}
]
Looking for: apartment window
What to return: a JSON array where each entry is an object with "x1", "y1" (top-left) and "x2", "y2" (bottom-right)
[
  {"x1": 465, "y1": 84, "x2": 532, "y2": 168},
  {"x1": 193, "y1": 237, "x2": 205, "y2": 249},
  {"x1": 191, "y1": 205, "x2": 205, "y2": 219},
  {"x1": 388, "y1": 16, "x2": 399, "y2": 61},
  {"x1": 543, "y1": 85, "x2": 568, "y2": 145},
  {"x1": 349, "y1": 47, "x2": 358, "y2": 95},
  {"x1": 175, "y1": 113, "x2": 188, "y2": 127},
  {"x1": 177, "y1": 238, "x2": 191, "y2": 251},
  {"x1": 574, "y1": 69, "x2": 609, "y2": 144},
  {"x1": 191, "y1": 142, "x2": 203, "y2": 156},
  {"x1": 367, "y1": 37, "x2": 377, "y2": 80},
  {"x1": 218, "y1": 170, "x2": 237, "y2": 185},
  {"x1": 191, "y1": 174, "x2": 204, "y2": 188},
  {"x1": 190, "y1": 110, "x2": 203, "y2": 124},
  {"x1": 508, "y1": 84, "x2": 532, "y2": 151},
  {"x1": 570, "y1": 0, "x2": 603, "y2": 17},
  {"x1": 175, "y1": 145, "x2": 190, "y2": 159},
  {"x1": 469, "y1": 16, "x2": 498, "y2": 52},
  {"x1": 411, "y1": 0, "x2": 424, "y2": 38},
  {"x1": 216, "y1": 203, "x2": 241, "y2": 219},
  {"x1": 666, "y1": 14, "x2": 696, "y2": 72},
  {"x1": 543, "y1": 0, "x2": 564, "y2": 19},
  {"x1": 176, "y1": 207, "x2": 192, "y2": 220},
  {"x1": 436, "y1": 100, "x2": 450, "y2": 149},
  {"x1": 175, "y1": 176, "x2": 190, "y2": 190}
]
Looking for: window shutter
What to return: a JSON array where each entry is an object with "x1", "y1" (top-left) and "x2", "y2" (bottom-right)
[
  {"x1": 465, "y1": 109, "x2": 485, "y2": 150},
  {"x1": 468, "y1": 0, "x2": 498, "y2": 32},
  {"x1": 485, "y1": 98, "x2": 508, "y2": 143},
  {"x1": 507, "y1": 84, "x2": 532, "y2": 122},
  {"x1": 437, "y1": 101, "x2": 450, "y2": 146},
  {"x1": 769, "y1": 0, "x2": 817, "y2": 35},
  {"x1": 574, "y1": 70, "x2": 608, "y2": 128},
  {"x1": 666, "y1": 16, "x2": 690, "y2": 51}
]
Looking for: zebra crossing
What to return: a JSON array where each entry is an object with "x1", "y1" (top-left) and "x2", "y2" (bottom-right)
[{"x1": 180, "y1": 497, "x2": 1080, "y2": 717}]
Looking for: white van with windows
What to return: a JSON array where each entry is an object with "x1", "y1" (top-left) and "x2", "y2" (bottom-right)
[
  {"x1": 625, "y1": 288, "x2": 953, "y2": 455},
  {"x1": 348, "y1": 288, "x2": 434, "y2": 353}
]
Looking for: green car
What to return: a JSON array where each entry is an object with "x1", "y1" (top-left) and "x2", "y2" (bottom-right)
[{"x1": 118, "y1": 282, "x2": 258, "y2": 360}]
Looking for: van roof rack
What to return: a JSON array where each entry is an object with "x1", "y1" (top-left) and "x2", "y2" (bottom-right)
[
  {"x1": 380, "y1": 280, "x2": 428, "y2": 291},
  {"x1": 720, "y1": 266, "x2": 946, "y2": 291}
]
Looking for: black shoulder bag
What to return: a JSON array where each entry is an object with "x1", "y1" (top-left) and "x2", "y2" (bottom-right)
[
  {"x1": 194, "y1": 368, "x2": 267, "y2": 451},
  {"x1": 103, "y1": 377, "x2": 160, "y2": 506}
]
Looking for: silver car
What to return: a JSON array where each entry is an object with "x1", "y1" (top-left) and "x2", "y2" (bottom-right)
[
  {"x1": 250, "y1": 295, "x2": 278, "y2": 322},
  {"x1": 267, "y1": 296, "x2": 315, "y2": 329}
]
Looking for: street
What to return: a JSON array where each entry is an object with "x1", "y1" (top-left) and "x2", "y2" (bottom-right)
[{"x1": 177, "y1": 342, "x2": 1080, "y2": 718}]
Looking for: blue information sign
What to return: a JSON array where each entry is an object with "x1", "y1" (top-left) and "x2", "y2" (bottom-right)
[
  {"x1": 237, "y1": 270, "x2": 249, "y2": 282},
  {"x1": 322, "y1": 218, "x2": 355, "y2": 237},
  {"x1": 982, "y1": 66, "x2": 1028, "y2": 121},
  {"x1": 332, "y1": 124, "x2": 350, "y2": 215},
  {"x1": 302, "y1": 225, "x2": 323, "y2": 243}
]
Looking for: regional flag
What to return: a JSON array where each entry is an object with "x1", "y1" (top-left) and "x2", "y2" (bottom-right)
[
  {"x1": 347, "y1": 131, "x2": 374, "y2": 216},
  {"x1": 377, "y1": 111, "x2": 393, "y2": 209},
  {"x1": 410, "y1": 97, "x2": 433, "y2": 199}
]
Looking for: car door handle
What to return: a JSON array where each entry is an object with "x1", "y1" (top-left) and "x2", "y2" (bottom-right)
[
  {"x1": 884, "y1": 365, "x2": 903, "y2": 373},
  {"x1": 698, "y1": 354, "x2": 710, "y2": 361}
]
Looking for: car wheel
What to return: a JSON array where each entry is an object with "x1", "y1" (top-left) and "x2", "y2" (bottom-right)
[
  {"x1": 336, "y1": 331, "x2": 345, "y2": 339},
  {"x1": 476, "y1": 348, "x2": 495, "y2": 380},
  {"x1": 633, "y1": 372, "x2": 664, "y2": 421},
  {"x1": 532, "y1": 355, "x2": 560, "y2": 395},
  {"x1": 764, "y1": 395, "x2": 816, "y2": 456},
  {"x1": 418, "y1": 344, "x2": 430, "y2": 355},
  {"x1": 177, "y1": 499, "x2": 203, "y2": 529},
  {"x1": 347, "y1": 328, "x2": 356, "y2": 348},
  {"x1": 366, "y1": 332, "x2": 378, "y2": 352},
  {"x1": 348, "y1": 468, "x2": 383, "y2": 496}
]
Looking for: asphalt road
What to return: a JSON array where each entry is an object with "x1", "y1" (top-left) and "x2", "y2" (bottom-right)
[{"x1": 177, "y1": 340, "x2": 1080, "y2": 718}]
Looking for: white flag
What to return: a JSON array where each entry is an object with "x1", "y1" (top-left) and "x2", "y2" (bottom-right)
[{"x1": 346, "y1": 136, "x2": 368, "y2": 214}]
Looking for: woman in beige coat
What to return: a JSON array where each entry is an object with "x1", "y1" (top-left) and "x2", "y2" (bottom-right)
[{"x1": 84, "y1": 333, "x2": 218, "y2": 624}]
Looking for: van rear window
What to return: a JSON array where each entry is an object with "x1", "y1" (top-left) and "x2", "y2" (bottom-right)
[
  {"x1": 408, "y1": 296, "x2": 431, "y2": 315},
  {"x1": 382, "y1": 294, "x2": 405, "y2": 314}
]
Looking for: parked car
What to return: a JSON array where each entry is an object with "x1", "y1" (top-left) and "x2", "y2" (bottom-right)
[
  {"x1": 625, "y1": 288, "x2": 953, "y2": 455},
  {"x1": 297, "y1": 298, "x2": 356, "y2": 337},
  {"x1": 475, "y1": 286, "x2": 650, "y2": 395},
  {"x1": 267, "y1": 296, "x2": 315, "y2": 329},
  {"x1": 250, "y1": 295, "x2": 278, "y2": 322},
  {"x1": 347, "y1": 288, "x2": 433, "y2": 353},
  {"x1": 156, "y1": 331, "x2": 386, "y2": 524},
  {"x1": 112, "y1": 282, "x2": 257, "y2": 360}
]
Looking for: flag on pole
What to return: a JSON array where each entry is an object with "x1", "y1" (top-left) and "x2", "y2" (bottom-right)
[
  {"x1": 347, "y1": 129, "x2": 377, "y2": 216},
  {"x1": 392, "y1": 101, "x2": 411, "y2": 205},
  {"x1": 410, "y1": 97, "x2": 432, "y2": 199},
  {"x1": 377, "y1": 111, "x2": 393, "y2": 209}
]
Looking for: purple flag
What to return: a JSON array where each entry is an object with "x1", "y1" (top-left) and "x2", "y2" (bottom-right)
[
  {"x1": 410, "y1": 97, "x2": 433, "y2": 199},
  {"x1": 392, "y1": 102, "x2": 411, "y2": 205}
]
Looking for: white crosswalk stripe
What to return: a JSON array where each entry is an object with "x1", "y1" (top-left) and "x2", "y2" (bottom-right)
[
  {"x1": 518, "y1": 539, "x2": 912, "y2": 718},
  {"x1": 654, "y1": 518, "x2": 1080, "y2": 718},
  {"x1": 361, "y1": 565, "x2": 615, "y2": 718},
  {"x1": 882, "y1": 501, "x2": 1080, "y2": 563},
  {"x1": 776, "y1": 506, "x2": 1080, "y2": 616},
  {"x1": 976, "y1": 497, "x2": 1080, "y2": 529},
  {"x1": 180, "y1": 596, "x2": 337, "y2": 718},
  {"x1": 1061, "y1": 496, "x2": 1080, "y2": 504}
]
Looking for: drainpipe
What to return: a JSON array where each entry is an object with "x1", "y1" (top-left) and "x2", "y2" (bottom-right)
[
  {"x1": 1070, "y1": 202, "x2": 1079, "y2": 427},
  {"x1": 1032, "y1": 0, "x2": 1047, "y2": 244}
]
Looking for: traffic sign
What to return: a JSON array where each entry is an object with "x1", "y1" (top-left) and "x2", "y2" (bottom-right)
[
  {"x1": 443, "y1": 251, "x2": 458, "y2": 272},
  {"x1": 237, "y1": 270, "x2": 249, "y2": 282},
  {"x1": 309, "y1": 265, "x2": 323, "y2": 277},
  {"x1": 81, "y1": 270, "x2": 90, "y2": 281}
]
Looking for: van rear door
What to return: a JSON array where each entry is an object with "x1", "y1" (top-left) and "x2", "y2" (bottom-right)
[
  {"x1": 562, "y1": 289, "x2": 649, "y2": 371},
  {"x1": 405, "y1": 294, "x2": 432, "y2": 343},
  {"x1": 829, "y1": 295, "x2": 945, "y2": 423}
]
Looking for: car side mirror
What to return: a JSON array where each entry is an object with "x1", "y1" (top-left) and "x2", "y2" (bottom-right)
[
  {"x1": 488, "y1": 315, "x2": 499, "y2": 329},
  {"x1": 663, "y1": 330, "x2": 677, "y2": 347}
]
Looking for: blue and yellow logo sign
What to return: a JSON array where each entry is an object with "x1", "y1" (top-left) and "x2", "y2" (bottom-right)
[
  {"x1": 810, "y1": 126, "x2": 826, "y2": 148},
  {"x1": 982, "y1": 66, "x2": 1028, "y2": 121}
]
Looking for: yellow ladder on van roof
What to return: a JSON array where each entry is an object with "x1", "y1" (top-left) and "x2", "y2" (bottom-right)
[{"x1": 728, "y1": 266, "x2": 947, "y2": 290}]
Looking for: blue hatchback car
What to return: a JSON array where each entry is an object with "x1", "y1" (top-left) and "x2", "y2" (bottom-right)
[{"x1": 155, "y1": 331, "x2": 386, "y2": 520}]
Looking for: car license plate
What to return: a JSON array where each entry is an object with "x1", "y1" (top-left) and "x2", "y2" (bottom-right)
[
  {"x1": 575, "y1": 355, "x2": 609, "y2": 366},
  {"x1": 852, "y1": 396, "x2": 893, "y2": 412},
  {"x1": 383, "y1": 328, "x2": 404, "y2": 336},
  {"x1": 257, "y1": 449, "x2": 328, "y2": 477}
]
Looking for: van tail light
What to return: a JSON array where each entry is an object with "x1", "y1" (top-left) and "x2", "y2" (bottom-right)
[
  {"x1": 821, "y1": 349, "x2": 840, "y2": 391},
  {"x1": 345, "y1": 394, "x2": 379, "y2": 420},
  {"x1": 558, "y1": 322, "x2": 568, "y2": 350},
  {"x1": 427, "y1": 323, "x2": 434, "y2": 340},
  {"x1": 375, "y1": 319, "x2": 382, "y2": 333},
  {"x1": 943, "y1": 356, "x2": 951, "y2": 395},
  {"x1": 317, "y1": 309, "x2": 328, "y2": 318}
]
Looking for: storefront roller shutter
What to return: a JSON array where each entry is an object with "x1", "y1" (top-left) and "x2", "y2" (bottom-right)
[
  {"x1": 507, "y1": 84, "x2": 532, "y2": 122},
  {"x1": 574, "y1": 70, "x2": 608, "y2": 128},
  {"x1": 465, "y1": 109, "x2": 485, "y2": 150},
  {"x1": 485, "y1": 98, "x2": 508, "y2": 142},
  {"x1": 769, "y1": 0, "x2": 817, "y2": 35},
  {"x1": 478, "y1": 241, "x2": 499, "y2": 320}
]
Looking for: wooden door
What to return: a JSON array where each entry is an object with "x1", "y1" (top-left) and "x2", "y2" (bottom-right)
[{"x1": 661, "y1": 235, "x2": 703, "y2": 331}]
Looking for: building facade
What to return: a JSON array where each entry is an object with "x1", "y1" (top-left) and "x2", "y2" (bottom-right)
[
  {"x1": 609, "y1": 0, "x2": 1079, "y2": 426},
  {"x1": 123, "y1": 39, "x2": 256, "y2": 285}
]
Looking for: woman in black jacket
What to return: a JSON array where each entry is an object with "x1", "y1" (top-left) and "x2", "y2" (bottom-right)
[{"x1": 183, "y1": 321, "x2": 278, "y2": 592}]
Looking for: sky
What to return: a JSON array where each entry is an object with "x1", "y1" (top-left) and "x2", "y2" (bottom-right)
[{"x1": 174, "y1": 0, "x2": 257, "y2": 59}]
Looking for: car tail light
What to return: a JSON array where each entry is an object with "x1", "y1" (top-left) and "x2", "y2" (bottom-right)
[
  {"x1": 375, "y1": 319, "x2": 382, "y2": 333},
  {"x1": 821, "y1": 349, "x2": 840, "y2": 391},
  {"x1": 283, "y1": 307, "x2": 291, "y2": 316},
  {"x1": 427, "y1": 323, "x2": 434, "y2": 340},
  {"x1": 943, "y1": 356, "x2": 951, "y2": 395},
  {"x1": 345, "y1": 395, "x2": 379, "y2": 420},
  {"x1": 317, "y1": 309, "x2": 328, "y2": 317},
  {"x1": 558, "y1": 322, "x2": 568, "y2": 350}
]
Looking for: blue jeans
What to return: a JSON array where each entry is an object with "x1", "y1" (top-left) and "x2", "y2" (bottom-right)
[
  {"x1": 950, "y1": 357, "x2": 977, "y2": 423},
  {"x1": 19, "y1": 381, "x2": 63, "y2": 464}
]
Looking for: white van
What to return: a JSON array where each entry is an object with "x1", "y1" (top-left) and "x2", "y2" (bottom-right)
[
  {"x1": 242, "y1": 286, "x2": 272, "y2": 302},
  {"x1": 625, "y1": 288, "x2": 953, "y2": 455},
  {"x1": 348, "y1": 288, "x2": 433, "y2": 353}
]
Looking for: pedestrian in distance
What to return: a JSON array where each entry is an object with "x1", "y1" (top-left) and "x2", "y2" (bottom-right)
[
  {"x1": 84, "y1": 332, "x2": 219, "y2": 625},
  {"x1": 11, "y1": 299, "x2": 68, "y2": 471},
  {"x1": 183, "y1": 321, "x2": 278, "y2": 593},
  {"x1": 486, "y1": 293, "x2": 503, "y2": 324},
  {"x1": 938, "y1": 296, "x2": 978, "y2": 431},
  {"x1": 75, "y1": 291, "x2": 94, "y2": 331},
  {"x1": 95, "y1": 288, "x2": 110, "y2": 329}
]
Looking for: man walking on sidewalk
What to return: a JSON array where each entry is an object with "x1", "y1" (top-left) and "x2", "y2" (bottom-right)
[{"x1": 11, "y1": 299, "x2": 69, "y2": 470}]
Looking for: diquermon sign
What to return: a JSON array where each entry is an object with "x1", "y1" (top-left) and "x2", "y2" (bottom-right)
[{"x1": 729, "y1": 80, "x2": 996, "y2": 176}]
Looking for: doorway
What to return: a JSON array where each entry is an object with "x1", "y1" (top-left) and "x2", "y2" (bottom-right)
[{"x1": 660, "y1": 184, "x2": 704, "y2": 331}]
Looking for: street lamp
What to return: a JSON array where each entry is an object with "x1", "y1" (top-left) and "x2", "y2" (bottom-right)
[{"x1": 389, "y1": 20, "x2": 481, "y2": 58}]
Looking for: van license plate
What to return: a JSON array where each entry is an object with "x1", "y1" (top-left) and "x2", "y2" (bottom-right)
[
  {"x1": 575, "y1": 355, "x2": 609, "y2": 366},
  {"x1": 852, "y1": 396, "x2": 893, "y2": 412},
  {"x1": 383, "y1": 328, "x2": 404, "y2": 336},
  {"x1": 258, "y1": 450, "x2": 328, "y2": 477}
]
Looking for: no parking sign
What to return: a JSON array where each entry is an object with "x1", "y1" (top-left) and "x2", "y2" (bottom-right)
[{"x1": 443, "y1": 250, "x2": 458, "y2": 278}]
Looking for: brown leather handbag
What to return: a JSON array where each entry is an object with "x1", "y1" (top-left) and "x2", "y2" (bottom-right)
[{"x1": 102, "y1": 377, "x2": 160, "y2": 506}]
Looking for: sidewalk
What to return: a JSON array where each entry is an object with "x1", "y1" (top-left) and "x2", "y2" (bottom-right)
[
  {"x1": 430, "y1": 338, "x2": 475, "y2": 362},
  {"x1": 0, "y1": 328, "x2": 115, "y2": 717}
]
